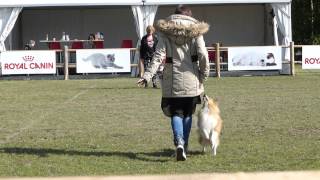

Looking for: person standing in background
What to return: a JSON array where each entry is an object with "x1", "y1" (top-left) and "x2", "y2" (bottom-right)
[
  {"x1": 139, "y1": 25, "x2": 158, "y2": 88},
  {"x1": 137, "y1": 5, "x2": 210, "y2": 161}
]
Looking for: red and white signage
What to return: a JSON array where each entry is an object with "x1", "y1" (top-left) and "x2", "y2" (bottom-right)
[
  {"x1": 302, "y1": 46, "x2": 320, "y2": 69},
  {"x1": 0, "y1": 51, "x2": 56, "y2": 75}
]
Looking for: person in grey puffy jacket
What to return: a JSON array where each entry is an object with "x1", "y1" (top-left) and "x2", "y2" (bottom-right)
[{"x1": 137, "y1": 5, "x2": 210, "y2": 161}]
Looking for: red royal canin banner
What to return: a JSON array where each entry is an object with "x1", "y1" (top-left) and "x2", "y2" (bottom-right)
[
  {"x1": 302, "y1": 46, "x2": 320, "y2": 69},
  {"x1": 0, "y1": 51, "x2": 56, "y2": 75}
]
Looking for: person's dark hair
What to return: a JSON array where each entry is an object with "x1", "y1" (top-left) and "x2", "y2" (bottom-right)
[
  {"x1": 175, "y1": 4, "x2": 192, "y2": 17},
  {"x1": 88, "y1": 33, "x2": 95, "y2": 40}
]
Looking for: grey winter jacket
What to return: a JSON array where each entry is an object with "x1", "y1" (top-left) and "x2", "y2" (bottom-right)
[{"x1": 143, "y1": 14, "x2": 210, "y2": 98}]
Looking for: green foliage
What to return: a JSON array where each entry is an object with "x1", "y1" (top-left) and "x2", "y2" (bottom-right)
[
  {"x1": 0, "y1": 73, "x2": 320, "y2": 176},
  {"x1": 311, "y1": 34, "x2": 320, "y2": 44},
  {"x1": 313, "y1": 0, "x2": 320, "y2": 35},
  {"x1": 292, "y1": 0, "x2": 312, "y2": 44},
  {"x1": 292, "y1": 0, "x2": 320, "y2": 44}
]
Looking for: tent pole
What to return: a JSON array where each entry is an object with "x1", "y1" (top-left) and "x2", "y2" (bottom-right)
[
  {"x1": 64, "y1": 45, "x2": 69, "y2": 80},
  {"x1": 214, "y1": 43, "x2": 221, "y2": 78},
  {"x1": 290, "y1": 41, "x2": 295, "y2": 76}
]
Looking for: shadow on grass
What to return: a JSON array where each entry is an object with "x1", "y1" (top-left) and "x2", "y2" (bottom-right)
[
  {"x1": 80, "y1": 87, "x2": 142, "y2": 90},
  {"x1": 0, "y1": 147, "x2": 180, "y2": 163},
  {"x1": 187, "y1": 150, "x2": 204, "y2": 156}
]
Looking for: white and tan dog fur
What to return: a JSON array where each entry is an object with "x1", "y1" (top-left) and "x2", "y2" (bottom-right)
[{"x1": 197, "y1": 95, "x2": 223, "y2": 156}]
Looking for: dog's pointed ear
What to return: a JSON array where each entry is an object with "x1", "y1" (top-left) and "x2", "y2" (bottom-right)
[
  {"x1": 200, "y1": 94, "x2": 208, "y2": 106},
  {"x1": 201, "y1": 93, "x2": 207, "y2": 101}
]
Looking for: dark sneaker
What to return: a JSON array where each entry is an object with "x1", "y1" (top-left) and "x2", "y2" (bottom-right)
[
  {"x1": 184, "y1": 144, "x2": 188, "y2": 154},
  {"x1": 176, "y1": 145, "x2": 186, "y2": 161}
]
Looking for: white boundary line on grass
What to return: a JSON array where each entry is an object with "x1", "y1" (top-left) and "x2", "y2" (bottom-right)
[
  {"x1": 65, "y1": 85, "x2": 96, "y2": 103},
  {"x1": 0, "y1": 85, "x2": 96, "y2": 145}
]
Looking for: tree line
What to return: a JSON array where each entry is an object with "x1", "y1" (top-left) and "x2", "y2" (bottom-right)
[{"x1": 293, "y1": 0, "x2": 320, "y2": 44}]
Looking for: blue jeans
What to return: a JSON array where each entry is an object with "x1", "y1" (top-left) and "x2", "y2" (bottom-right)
[{"x1": 171, "y1": 115, "x2": 192, "y2": 147}]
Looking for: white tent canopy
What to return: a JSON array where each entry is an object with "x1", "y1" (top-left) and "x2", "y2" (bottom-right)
[
  {"x1": 0, "y1": 0, "x2": 292, "y2": 60},
  {"x1": 0, "y1": 7, "x2": 22, "y2": 52},
  {"x1": 0, "y1": 0, "x2": 291, "y2": 7},
  {"x1": 0, "y1": 0, "x2": 142, "y2": 7},
  {"x1": 144, "y1": 0, "x2": 291, "y2": 5}
]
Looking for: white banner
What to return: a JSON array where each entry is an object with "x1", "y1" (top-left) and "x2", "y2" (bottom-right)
[
  {"x1": 228, "y1": 46, "x2": 282, "y2": 71},
  {"x1": 0, "y1": 50, "x2": 56, "y2": 75},
  {"x1": 76, "y1": 49, "x2": 131, "y2": 73},
  {"x1": 302, "y1": 46, "x2": 320, "y2": 69}
]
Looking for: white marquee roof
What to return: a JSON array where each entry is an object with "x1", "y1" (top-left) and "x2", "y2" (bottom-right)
[
  {"x1": 0, "y1": 0, "x2": 291, "y2": 7},
  {"x1": 144, "y1": 0, "x2": 291, "y2": 5}
]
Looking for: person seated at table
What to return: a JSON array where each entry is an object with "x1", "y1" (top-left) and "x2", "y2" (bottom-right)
[
  {"x1": 86, "y1": 33, "x2": 103, "y2": 48},
  {"x1": 24, "y1": 40, "x2": 35, "y2": 50},
  {"x1": 87, "y1": 33, "x2": 96, "y2": 48}
]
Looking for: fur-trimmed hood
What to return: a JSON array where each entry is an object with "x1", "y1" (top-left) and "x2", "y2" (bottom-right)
[{"x1": 156, "y1": 14, "x2": 209, "y2": 45}]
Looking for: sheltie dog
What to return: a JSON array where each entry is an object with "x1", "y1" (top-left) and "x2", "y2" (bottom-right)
[{"x1": 197, "y1": 95, "x2": 223, "y2": 156}]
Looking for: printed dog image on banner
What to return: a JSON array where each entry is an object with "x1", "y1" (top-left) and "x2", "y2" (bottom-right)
[
  {"x1": 83, "y1": 53, "x2": 123, "y2": 69},
  {"x1": 76, "y1": 49, "x2": 131, "y2": 73},
  {"x1": 232, "y1": 53, "x2": 276, "y2": 66},
  {"x1": 228, "y1": 46, "x2": 282, "y2": 71}
]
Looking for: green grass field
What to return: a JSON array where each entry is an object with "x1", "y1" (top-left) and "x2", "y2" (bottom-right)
[{"x1": 0, "y1": 70, "x2": 319, "y2": 177}]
